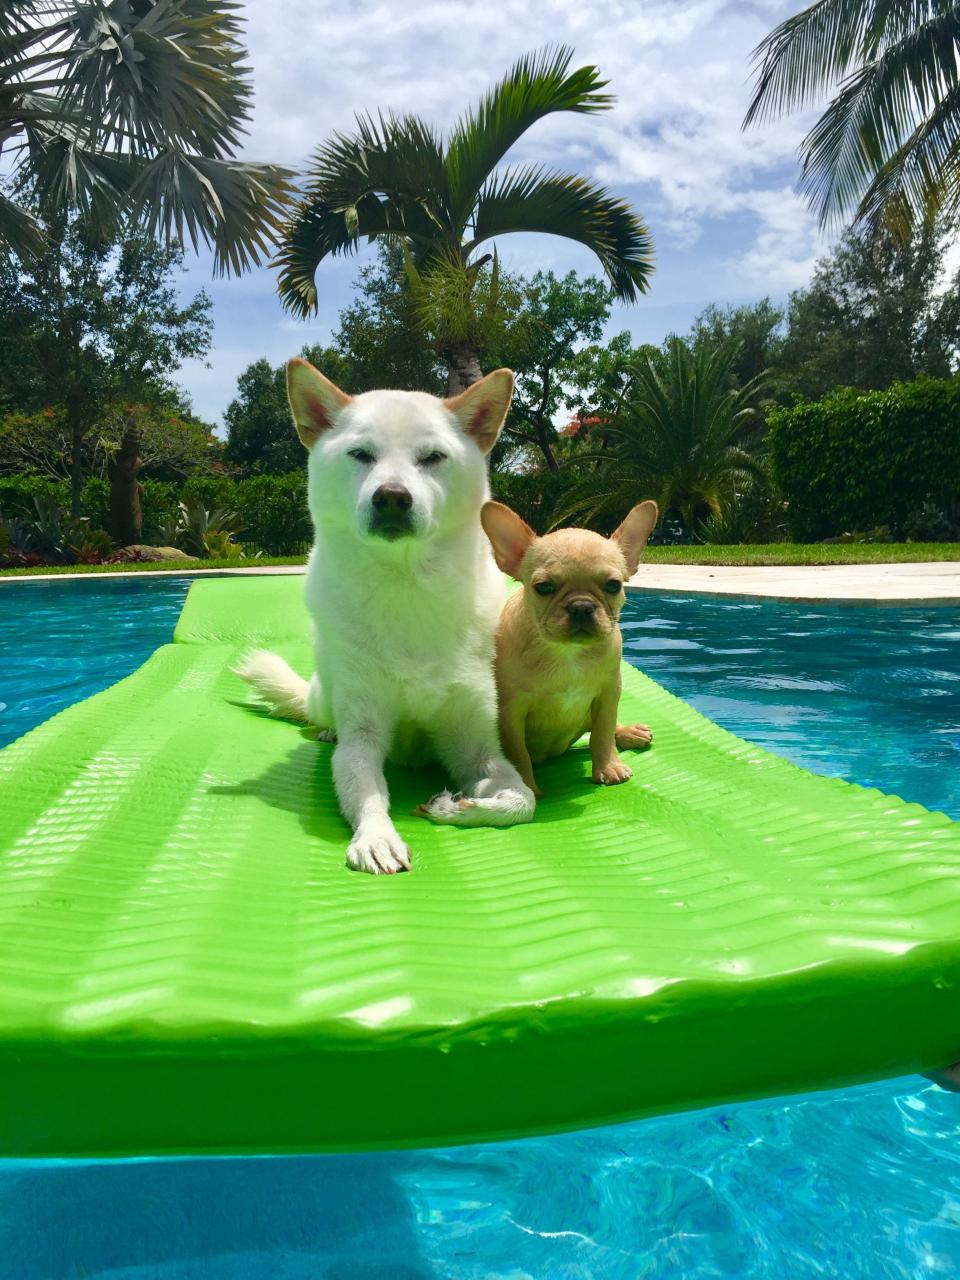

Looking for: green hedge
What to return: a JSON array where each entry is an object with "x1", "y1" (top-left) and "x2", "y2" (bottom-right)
[
  {"x1": 1, "y1": 468, "x2": 589, "y2": 548},
  {"x1": 767, "y1": 378, "x2": 960, "y2": 541},
  {"x1": 0, "y1": 472, "x2": 311, "y2": 555}
]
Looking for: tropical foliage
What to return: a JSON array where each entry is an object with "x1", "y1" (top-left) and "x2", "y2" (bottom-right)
[
  {"x1": 768, "y1": 377, "x2": 960, "y2": 541},
  {"x1": 0, "y1": 218, "x2": 213, "y2": 520},
  {"x1": 0, "y1": 0, "x2": 293, "y2": 271},
  {"x1": 558, "y1": 337, "x2": 770, "y2": 534},
  {"x1": 744, "y1": 0, "x2": 960, "y2": 237},
  {"x1": 275, "y1": 46, "x2": 653, "y2": 392}
]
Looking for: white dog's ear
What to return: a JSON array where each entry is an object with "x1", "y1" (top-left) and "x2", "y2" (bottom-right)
[
  {"x1": 611, "y1": 500, "x2": 659, "y2": 575},
  {"x1": 286, "y1": 357, "x2": 351, "y2": 449},
  {"x1": 481, "y1": 501, "x2": 535, "y2": 578},
  {"x1": 444, "y1": 368, "x2": 514, "y2": 454}
]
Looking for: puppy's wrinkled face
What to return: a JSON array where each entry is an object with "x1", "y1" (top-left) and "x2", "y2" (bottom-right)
[
  {"x1": 286, "y1": 359, "x2": 514, "y2": 546},
  {"x1": 521, "y1": 529, "x2": 628, "y2": 645}
]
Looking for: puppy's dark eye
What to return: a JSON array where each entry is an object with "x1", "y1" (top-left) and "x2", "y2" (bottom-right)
[
  {"x1": 419, "y1": 451, "x2": 447, "y2": 466},
  {"x1": 534, "y1": 581, "x2": 555, "y2": 597},
  {"x1": 604, "y1": 579, "x2": 623, "y2": 594},
  {"x1": 348, "y1": 448, "x2": 375, "y2": 464}
]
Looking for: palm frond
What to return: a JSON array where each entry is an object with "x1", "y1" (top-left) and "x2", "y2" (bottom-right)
[
  {"x1": 795, "y1": 8, "x2": 960, "y2": 226},
  {"x1": 274, "y1": 188, "x2": 443, "y2": 318},
  {"x1": 446, "y1": 45, "x2": 612, "y2": 224},
  {"x1": 1, "y1": 1, "x2": 295, "y2": 273},
  {"x1": 0, "y1": 189, "x2": 44, "y2": 259},
  {"x1": 743, "y1": 0, "x2": 937, "y2": 127},
  {"x1": 127, "y1": 151, "x2": 296, "y2": 276},
  {"x1": 59, "y1": 0, "x2": 253, "y2": 157},
  {"x1": 851, "y1": 81, "x2": 960, "y2": 234},
  {"x1": 309, "y1": 111, "x2": 450, "y2": 221},
  {"x1": 275, "y1": 113, "x2": 452, "y2": 315},
  {"x1": 469, "y1": 165, "x2": 654, "y2": 301}
]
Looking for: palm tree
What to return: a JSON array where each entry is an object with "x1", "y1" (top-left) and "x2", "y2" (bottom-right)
[
  {"x1": 743, "y1": 1, "x2": 960, "y2": 238},
  {"x1": 558, "y1": 338, "x2": 769, "y2": 535},
  {"x1": 0, "y1": 1, "x2": 293, "y2": 273},
  {"x1": 275, "y1": 47, "x2": 654, "y2": 394}
]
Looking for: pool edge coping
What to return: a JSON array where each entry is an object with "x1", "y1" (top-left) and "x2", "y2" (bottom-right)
[{"x1": 1, "y1": 561, "x2": 959, "y2": 605}]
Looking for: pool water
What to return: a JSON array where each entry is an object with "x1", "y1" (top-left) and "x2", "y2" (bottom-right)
[{"x1": 0, "y1": 579, "x2": 958, "y2": 1279}]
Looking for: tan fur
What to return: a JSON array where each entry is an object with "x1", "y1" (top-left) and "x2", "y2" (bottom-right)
[{"x1": 481, "y1": 500, "x2": 659, "y2": 795}]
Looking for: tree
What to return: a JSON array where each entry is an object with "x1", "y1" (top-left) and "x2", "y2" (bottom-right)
[
  {"x1": 688, "y1": 298, "x2": 786, "y2": 389},
  {"x1": 491, "y1": 270, "x2": 616, "y2": 472},
  {"x1": 223, "y1": 359, "x2": 301, "y2": 476},
  {"x1": 0, "y1": 217, "x2": 213, "y2": 523},
  {"x1": 101, "y1": 403, "x2": 220, "y2": 544},
  {"x1": 225, "y1": 248, "x2": 446, "y2": 477},
  {"x1": 744, "y1": 1, "x2": 960, "y2": 239},
  {"x1": 558, "y1": 337, "x2": 769, "y2": 533},
  {"x1": 779, "y1": 220, "x2": 960, "y2": 400},
  {"x1": 275, "y1": 46, "x2": 653, "y2": 394},
  {"x1": 0, "y1": 1, "x2": 293, "y2": 272}
]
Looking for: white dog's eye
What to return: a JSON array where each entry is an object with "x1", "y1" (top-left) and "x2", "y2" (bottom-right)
[
  {"x1": 348, "y1": 448, "x2": 375, "y2": 464},
  {"x1": 534, "y1": 581, "x2": 555, "y2": 597},
  {"x1": 419, "y1": 451, "x2": 447, "y2": 466},
  {"x1": 604, "y1": 579, "x2": 623, "y2": 594}
]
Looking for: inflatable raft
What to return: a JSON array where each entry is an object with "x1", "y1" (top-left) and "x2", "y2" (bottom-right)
[{"x1": 1, "y1": 575, "x2": 958, "y2": 1158}]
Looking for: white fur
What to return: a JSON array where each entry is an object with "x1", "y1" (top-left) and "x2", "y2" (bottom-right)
[
  {"x1": 232, "y1": 650, "x2": 310, "y2": 723},
  {"x1": 235, "y1": 365, "x2": 535, "y2": 874}
]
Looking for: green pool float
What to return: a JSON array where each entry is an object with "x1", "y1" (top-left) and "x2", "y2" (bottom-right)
[{"x1": 1, "y1": 575, "x2": 958, "y2": 1159}]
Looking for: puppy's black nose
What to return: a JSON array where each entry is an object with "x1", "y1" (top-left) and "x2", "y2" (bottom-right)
[
  {"x1": 566, "y1": 598, "x2": 597, "y2": 620},
  {"x1": 372, "y1": 484, "x2": 412, "y2": 513}
]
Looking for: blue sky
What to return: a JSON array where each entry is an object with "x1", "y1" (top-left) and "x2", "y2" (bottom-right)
[{"x1": 172, "y1": 0, "x2": 829, "y2": 426}]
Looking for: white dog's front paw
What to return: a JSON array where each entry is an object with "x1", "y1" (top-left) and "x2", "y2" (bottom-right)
[{"x1": 346, "y1": 825, "x2": 411, "y2": 875}]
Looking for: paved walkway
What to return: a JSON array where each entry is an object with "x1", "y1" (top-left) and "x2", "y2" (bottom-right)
[
  {"x1": 4, "y1": 560, "x2": 960, "y2": 603},
  {"x1": 628, "y1": 561, "x2": 960, "y2": 604}
]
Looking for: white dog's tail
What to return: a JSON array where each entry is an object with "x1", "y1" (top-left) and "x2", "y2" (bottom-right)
[{"x1": 232, "y1": 649, "x2": 310, "y2": 723}]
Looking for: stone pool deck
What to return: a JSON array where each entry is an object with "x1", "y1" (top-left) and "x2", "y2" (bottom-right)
[
  {"x1": 627, "y1": 561, "x2": 960, "y2": 605},
  {"x1": 3, "y1": 561, "x2": 959, "y2": 603}
]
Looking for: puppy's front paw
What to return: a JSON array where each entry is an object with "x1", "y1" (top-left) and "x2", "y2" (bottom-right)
[
  {"x1": 346, "y1": 827, "x2": 411, "y2": 875},
  {"x1": 615, "y1": 722, "x2": 652, "y2": 751},
  {"x1": 592, "y1": 759, "x2": 633, "y2": 786},
  {"x1": 414, "y1": 790, "x2": 477, "y2": 823}
]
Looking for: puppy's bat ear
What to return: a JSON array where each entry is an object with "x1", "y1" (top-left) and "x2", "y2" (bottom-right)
[
  {"x1": 444, "y1": 369, "x2": 514, "y2": 454},
  {"x1": 286, "y1": 357, "x2": 351, "y2": 449},
  {"x1": 481, "y1": 501, "x2": 536, "y2": 578},
  {"x1": 611, "y1": 500, "x2": 659, "y2": 575}
]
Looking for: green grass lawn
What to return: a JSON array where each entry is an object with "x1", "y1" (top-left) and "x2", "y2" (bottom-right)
[
  {"x1": 643, "y1": 543, "x2": 960, "y2": 566},
  {"x1": 2, "y1": 544, "x2": 959, "y2": 578}
]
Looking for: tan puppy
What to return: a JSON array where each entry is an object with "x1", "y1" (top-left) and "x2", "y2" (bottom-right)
[{"x1": 481, "y1": 500, "x2": 659, "y2": 796}]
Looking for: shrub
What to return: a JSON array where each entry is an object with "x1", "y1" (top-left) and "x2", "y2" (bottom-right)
[
  {"x1": 235, "y1": 473, "x2": 310, "y2": 554},
  {"x1": 0, "y1": 475, "x2": 69, "y2": 518},
  {"x1": 490, "y1": 469, "x2": 586, "y2": 534},
  {"x1": 767, "y1": 378, "x2": 960, "y2": 541}
]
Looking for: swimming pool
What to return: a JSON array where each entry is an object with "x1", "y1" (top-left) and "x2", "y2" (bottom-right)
[{"x1": 1, "y1": 577, "x2": 958, "y2": 1279}]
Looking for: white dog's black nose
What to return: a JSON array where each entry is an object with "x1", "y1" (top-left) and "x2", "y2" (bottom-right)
[
  {"x1": 372, "y1": 484, "x2": 413, "y2": 513},
  {"x1": 370, "y1": 484, "x2": 414, "y2": 538}
]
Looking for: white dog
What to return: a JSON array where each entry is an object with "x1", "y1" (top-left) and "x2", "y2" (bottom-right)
[{"x1": 235, "y1": 358, "x2": 535, "y2": 874}]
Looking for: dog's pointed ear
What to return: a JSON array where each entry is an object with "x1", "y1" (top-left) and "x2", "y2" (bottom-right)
[
  {"x1": 444, "y1": 369, "x2": 514, "y2": 454},
  {"x1": 481, "y1": 501, "x2": 535, "y2": 578},
  {"x1": 611, "y1": 500, "x2": 659, "y2": 575},
  {"x1": 286, "y1": 357, "x2": 351, "y2": 449}
]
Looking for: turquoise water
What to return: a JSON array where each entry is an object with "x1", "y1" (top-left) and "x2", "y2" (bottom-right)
[{"x1": 1, "y1": 578, "x2": 959, "y2": 1279}]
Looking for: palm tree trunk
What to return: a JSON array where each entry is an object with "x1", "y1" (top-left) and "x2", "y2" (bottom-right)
[
  {"x1": 445, "y1": 344, "x2": 483, "y2": 396},
  {"x1": 108, "y1": 424, "x2": 143, "y2": 544}
]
